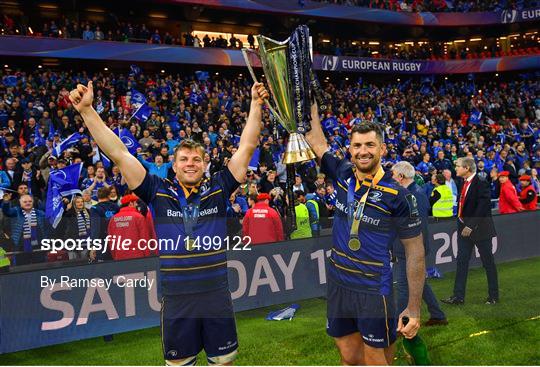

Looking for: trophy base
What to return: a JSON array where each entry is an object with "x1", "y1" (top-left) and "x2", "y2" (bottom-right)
[{"x1": 283, "y1": 132, "x2": 317, "y2": 164}]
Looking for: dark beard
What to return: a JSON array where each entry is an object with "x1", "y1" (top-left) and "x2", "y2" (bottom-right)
[{"x1": 354, "y1": 156, "x2": 380, "y2": 174}]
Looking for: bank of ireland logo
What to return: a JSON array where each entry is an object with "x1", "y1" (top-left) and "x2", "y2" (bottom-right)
[
  {"x1": 501, "y1": 10, "x2": 517, "y2": 23},
  {"x1": 322, "y1": 56, "x2": 339, "y2": 71}
]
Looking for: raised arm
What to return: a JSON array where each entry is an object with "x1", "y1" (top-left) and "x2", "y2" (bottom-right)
[
  {"x1": 305, "y1": 103, "x2": 329, "y2": 163},
  {"x1": 69, "y1": 81, "x2": 146, "y2": 189},
  {"x1": 228, "y1": 82, "x2": 269, "y2": 183}
]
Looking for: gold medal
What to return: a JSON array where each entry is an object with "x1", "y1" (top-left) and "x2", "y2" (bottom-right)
[{"x1": 348, "y1": 238, "x2": 361, "y2": 251}]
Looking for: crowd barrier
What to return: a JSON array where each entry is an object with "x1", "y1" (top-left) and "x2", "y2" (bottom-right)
[
  {"x1": 0, "y1": 210, "x2": 538, "y2": 354},
  {"x1": 1, "y1": 36, "x2": 539, "y2": 75}
]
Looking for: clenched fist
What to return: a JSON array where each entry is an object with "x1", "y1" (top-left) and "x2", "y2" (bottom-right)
[
  {"x1": 251, "y1": 82, "x2": 269, "y2": 106},
  {"x1": 69, "y1": 81, "x2": 94, "y2": 114}
]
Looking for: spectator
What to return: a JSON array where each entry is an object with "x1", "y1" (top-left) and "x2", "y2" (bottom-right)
[
  {"x1": 2, "y1": 158, "x2": 17, "y2": 189},
  {"x1": 290, "y1": 191, "x2": 312, "y2": 239},
  {"x1": 13, "y1": 158, "x2": 45, "y2": 200},
  {"x1": 247, "y1": 33, "x2": 255, "y2": 49},
  {"x1": 313, "y1": 184, "x2": 330, "y2": 228},
  {"x1": 94, "y1": 26, "x2": 104, "y2": 41},
  {"x1": 242, "y1": 193, "x2": 284, "y2": 245},
  {"x1": 150, "y1": 29, "x2": 161, "y2": 44},
  {"x1": 503, "y1": 156, "x2": 519, "y2": 186},
  {"x1": 391, "y1": 161, "x2": 447, "y2": 326},
  {"x1": 82, "y1": 25, "x2": 94, "y2": 40},
  {"x1": 433, "y1": 150, "x2": 453, "y2": 174},
  {"x1": 89, "y1": 187, "x2": 119, "y2": 262},
  {"x1": 292, "y1": 175, "x2": 306, "y2": 193},
  {"x1": 498, "y1": 171, "x2": 524, "y2": 214},
  {"x1": 1, "y1": 193, "x2": 48, "y2": 265},
  {"x1": 137, "y1": 151, "x2": 172, "y2": 179},
  {"x1": 259, "y1": 169, "x2": 279, "y2": 193},
  {"x1": 82, "y1": 167, "x2": 111, "y2": 200},
  {"x1": 61, "y1": 196, "x2": 91, "y2": 260},
  {"x1": 443, "y1": 169, "x2": 458, "y2": 215},
  {"x1": 430, "y1": 173, "x2": 454, "y2": 218},
  {"x1": 416, "y1": 152, "x2": 434, "y2": 180},
  {"x1": 518, "y1": 175, "x2": 538, "y2": 211},
  {"x1": 108, "y1": 194, "x2": 154, "y2": 260},
  {"x1": 305, "y1": 192, "x2": 321, "y2": 236}
]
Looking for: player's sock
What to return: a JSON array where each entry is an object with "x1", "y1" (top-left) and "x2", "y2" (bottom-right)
[
  {"x1": 207, "y1": 350, "x2": 238, "y2": 365},
  {"x1": 166, "y1": 356, "x2": 197, "y2": 366}
]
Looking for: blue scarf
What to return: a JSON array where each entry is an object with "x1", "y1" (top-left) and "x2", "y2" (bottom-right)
[{"x1": 22, "y1": 209, "x2": 38, "y2": 252}]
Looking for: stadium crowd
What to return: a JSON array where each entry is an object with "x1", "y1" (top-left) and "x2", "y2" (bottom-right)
[
  {"x1": 309, "y1": 0, "x2": 534, "y2": 12},
  {"x1": 2, "y1": 12, "x2": 539, "y2": 61},
  {"x1": 316, "y1": 37, "x2": 540, "y2": 60},
  {"x1": 0, "y1": 67, "x2": 538, "y2": 266}
]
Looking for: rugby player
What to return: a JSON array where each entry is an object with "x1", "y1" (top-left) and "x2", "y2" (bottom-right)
[
  {"x1": 306, "y1": 104, "x2": 426, "y2": 365},
  {"x1": 69, "y1": 80, "x2": 268, "y2": 366}
]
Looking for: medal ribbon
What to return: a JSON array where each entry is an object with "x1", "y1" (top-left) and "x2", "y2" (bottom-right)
[
  {"x1": 347, "y1": 166, "x2": 385, "y2": 245},
  {"x1": 173, "y1": 179, "x2": 202, "y2": 239}
]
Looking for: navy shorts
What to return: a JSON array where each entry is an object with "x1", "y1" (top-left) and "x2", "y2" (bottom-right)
[
  {"x1": 326, "y1": 281, "x2": 397, "y2": 348},
  {"x1": 161, "y1": 288, "x2": 238, "y2": 361}
]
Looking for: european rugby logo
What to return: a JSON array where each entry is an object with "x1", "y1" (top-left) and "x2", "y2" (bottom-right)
[
  {"x1": 501, "y1": 9, "x2": 517, "y2": 23},
  {"x1": 322, "y1": 56, "x2": 339, "y2": 71}
]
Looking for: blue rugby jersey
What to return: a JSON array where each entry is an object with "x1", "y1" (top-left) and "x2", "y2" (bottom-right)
[
  {"x1": 321, "y1": 152, "x2": 422, "y2": 296},
  {"x1": 133, "y1": 168, "x2": 239, "y2": 295}
]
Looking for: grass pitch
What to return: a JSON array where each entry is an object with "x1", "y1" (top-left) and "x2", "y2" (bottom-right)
[{"x1": 1, "y1": 257, "x2": 539, "y2": 365}]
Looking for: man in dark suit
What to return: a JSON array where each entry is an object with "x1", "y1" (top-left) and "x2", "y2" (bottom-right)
[{"x1": 442, "y1": 157, "x2": 499, "y2": 305}]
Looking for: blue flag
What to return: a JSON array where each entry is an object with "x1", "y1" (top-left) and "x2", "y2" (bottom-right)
[
  {"x1": 420, "y1": 84, "x2": 431, "y2": 95},
  {"x1": 53, "y1": 132, "x2": 82, "y2": 157},
  {"x1": 195, "y1": 71, "x2": 209, "y2": 81},
  {"x1": 99, "y1": 149, "x2": 111, "y2": 169},
  {"x1": 34, "y1": 124, "x2": 46, "y2": 147},
  {"x1": 129, "y1": 64, "x2": 142, "y2": 76},
  {"x1": 469, "y1": 110, "x2": 482, "y2": 124},
  {"x1": 230, "y1": 135, "x2": 241, "y2": 146},
  {"x1": 47, "y1": 121, "x2": 56, "y2": 141},
  {"x1": 189, "y1": 89, "x2": 202, "y2": 106},
  {"x1": 131, "y1": 89, "x2": 146, "y2": 106},
  {"x1": 46, "y1": 163, "x2": 83, "y2": 228},
  {"x1": 113, "y1": 127, "x2": 141, "y2": 155},
  {"x1": 266, "y1": 304, "x2": 300, "y2": 321},
  {"x1": 376, "y1": 105, "x2": 383, "y2": 118},
  {"x1": 167, "y1": 114, "x2": 181, "y2": 133},
  {"x1": 322, "y1": 117, "x2": 338, "y2": 135},
  {"x1": 133, "y1": 103, "x2": 152, "y2": 122},
  {"x1": 2, "y1": 75, "x2": 17, "y2": 87},
  {"x1": 248, "y1": 148, "x2": 260, "y2": 170}
]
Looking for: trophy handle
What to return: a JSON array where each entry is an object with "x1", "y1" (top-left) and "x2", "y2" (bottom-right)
[{"x1": 241, "y1": 48, "x2": 290, "y2": 132}]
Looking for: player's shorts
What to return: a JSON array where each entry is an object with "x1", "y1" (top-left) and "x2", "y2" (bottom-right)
[
  {"x1": 326, "y1": 280, "x2": 397, "y2": 348},
  {"x1": 161, "y1": 287, "x2": 238, "y2": 361}
]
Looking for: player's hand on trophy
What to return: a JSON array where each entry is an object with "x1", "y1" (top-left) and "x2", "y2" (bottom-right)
[
  {"x1": 69, "y1": 80, "x2": 94, "y2": 113},
  {"x1": 251, "y1": 82, "x2": 269, "y2": 106}
]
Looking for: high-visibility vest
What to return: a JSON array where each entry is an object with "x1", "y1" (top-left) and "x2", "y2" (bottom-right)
[
  {"x1": 432, "y1": 184, "x2": 454, "y2": 218},
  {"x1": 290, "y1": 203, "x2": 312, "y2": 239},
  {"x1": 0, "y1": 247, "x2": 10, "y2": 268}
]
